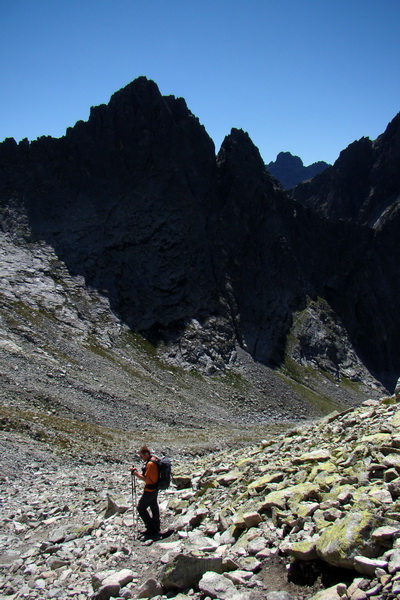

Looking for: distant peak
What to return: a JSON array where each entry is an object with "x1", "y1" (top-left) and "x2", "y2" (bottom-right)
[
  {"x1": 274, "y1": 151, "x2": 304, "y2": 169},
  {"x1": 267, "y1": 151, "x2": 330, "y2": 189}
]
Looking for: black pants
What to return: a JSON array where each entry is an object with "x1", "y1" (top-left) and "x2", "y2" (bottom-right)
[{"x1": 137, "y1": 489, "x2": 160, "y2": 533}]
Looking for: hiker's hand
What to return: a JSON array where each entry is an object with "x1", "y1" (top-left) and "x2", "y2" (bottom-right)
[{"x1": 130, "y1": 466, "x2": 137, "y2": 474}]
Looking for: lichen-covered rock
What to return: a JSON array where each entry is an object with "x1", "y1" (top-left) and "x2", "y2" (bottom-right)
[
  {"x1": 316, "y1": 509, "x2": 379, "y2": 568},
  {"x1": 247, "y1": 472, "x2": 284, "y2": 492},
  {"x1": 288, "y1": 539, "x2": 319, "y2": 561},
  {"x1": 259, "y1": 482, "x2": 320, "y2": 513}
]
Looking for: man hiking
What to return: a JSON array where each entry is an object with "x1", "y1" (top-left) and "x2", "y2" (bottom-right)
[{"x1": 130, "y1": 445, "x2": 160, "y2": 537}]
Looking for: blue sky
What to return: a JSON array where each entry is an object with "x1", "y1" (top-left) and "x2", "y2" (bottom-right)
[{"x1": 1, "y1": 0, "x2": 399, "y2": 165}]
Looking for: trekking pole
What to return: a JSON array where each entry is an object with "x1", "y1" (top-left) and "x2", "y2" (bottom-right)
[{"x1": 131, "y1": 472, "x2": 138, "y2": 540}]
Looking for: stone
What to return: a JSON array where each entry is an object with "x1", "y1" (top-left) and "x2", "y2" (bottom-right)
[
  {"x1": 173, "y1": 506, "x2": 208, "y2": 529},
  {"x1": 243, "y1": 512, "x2": 262, "y2": 528},
  {"x1": 368, "y1": 488, "x2": 393, "y2": 504},
  {"x1": 259, "y1": 483, "x2": 320, "y2": 513},
  {"x1": 224, "y1": 569, "x2": 253, "y2": 584},
  {"x1": 371, "y1": 525, "x2": 400, "y2": 544},
  {"x1": 173, "y1": 475, "x2": 192, "y2": 489},
  {"x1": 236, "y1": 556, "x2": 262, "y2": 572},
  {"x1": 47, "y1": 557, "x2": 70, "y2": 570},
  {"x1": 388, "y1": 549, "x2": 400, "y2": 573},
  {"x1": 184, "y1": 531, "x2": 219, "y2": 552},
  {"x1": 348, "y1": 590, "x2": 367, "y2": 600},
  {"x1": 383, "y1": 455, "x2": 400, "y2": 470},
  {"x1": 135, "y1": 578, "x2": 163, "y2": 598},
  {"x1": 392, "y1": 579, "x2": 400, "y2": 594},
  {"x1": 48, "y1": 526, "x2": 68, "y2": 544},
  {"x1": 217, "y1": 470, "x2": 242, "y2": 486},
  {"x1": 247, "y1": 536, "x2": 267, "y2": 555},
  {"x1": 388, "y1": 478, "x2": 400, "y2": 498},
  {"x1": 101, "y1": 569, "x2": 134, "y2": 588}
]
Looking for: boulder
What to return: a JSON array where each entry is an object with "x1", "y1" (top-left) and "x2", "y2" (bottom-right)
[
  {"x1": 353, "y1": 555, "x2": 388, "y2": 576},
  {"x1": 288, "y1": 539, "x2": 319, "y2": 561},
  {"x1": 316, "y1": 509, "x2": 379, "y2": 568},
  {"x1": 173, "y1": 475, "x2": 192, "y2": 489},
  {"x1": 135, "y1": 578, "x2": 163, "y2": 598},
  {"x1": 103, "y1": 494, "x2": 129, "y2": 519},
  {"x1": 308, "y1": 584, "x2": 344, "y2": 600},
  {"x1": 371, "y1": 525, "x2": 400, "y2": 544},
  {"x1": 160, "y1": 552, "x2": 225, "y2": 590}
]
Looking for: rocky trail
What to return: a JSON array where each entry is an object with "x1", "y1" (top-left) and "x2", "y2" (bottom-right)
[{"x1": 1, "y1": 384, "x2": 400, "y2": 600}]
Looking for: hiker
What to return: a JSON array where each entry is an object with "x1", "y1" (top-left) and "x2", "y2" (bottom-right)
[{"x1": 130, "y1": 445, "x2": 160, "y2": 536}]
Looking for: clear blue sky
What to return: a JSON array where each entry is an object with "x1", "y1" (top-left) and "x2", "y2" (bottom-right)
[{"x1": 1, "y1": 0, "x2": 399, "y2": 165}]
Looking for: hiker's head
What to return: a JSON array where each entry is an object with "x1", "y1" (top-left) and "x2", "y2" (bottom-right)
[{"x1": 138, "y1": 445, "x2": 151, "y2": 460}]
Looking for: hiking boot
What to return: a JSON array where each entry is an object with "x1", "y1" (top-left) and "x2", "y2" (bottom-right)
[{"x1": 145, "y1": 529, "x2": 160, "y2": 537}]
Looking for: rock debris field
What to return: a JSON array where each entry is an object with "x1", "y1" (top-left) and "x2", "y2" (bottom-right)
[{"x1": 1, "y1": 385, "x2": 400, "y2": 600}]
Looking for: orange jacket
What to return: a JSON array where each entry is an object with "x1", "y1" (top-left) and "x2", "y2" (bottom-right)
[{"x1": 143, "y1": 457, "x2": 159, "y2": 492}]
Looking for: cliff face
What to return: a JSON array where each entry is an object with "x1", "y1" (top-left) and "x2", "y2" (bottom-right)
[
  {"x1": 0, "y1": 77, "x2": 398, "y2": 392},
  {"x1": 290, "y1": 113, "x2": 400, "y2": 390}
]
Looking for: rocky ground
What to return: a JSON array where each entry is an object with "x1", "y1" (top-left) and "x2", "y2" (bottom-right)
[{"x1": 1, "y1": 385, "x2": 400, "y2": 600}]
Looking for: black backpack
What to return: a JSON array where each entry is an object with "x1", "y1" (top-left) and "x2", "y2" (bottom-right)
[{"x1": 151, "y1": 456, "x2": 172, "y2": 490}]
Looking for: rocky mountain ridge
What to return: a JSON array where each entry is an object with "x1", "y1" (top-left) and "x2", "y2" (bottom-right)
[{"x1": 0, "y1": 77, "x2": 399, "y2": 395}]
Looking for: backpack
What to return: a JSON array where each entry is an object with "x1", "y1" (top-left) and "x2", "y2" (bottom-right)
[{"x1": 151, "y1": 456, "x2": 172, "y2": 490}]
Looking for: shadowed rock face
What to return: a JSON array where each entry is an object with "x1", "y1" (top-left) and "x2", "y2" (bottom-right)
[
  {"x1": 290, "y1": 112, "x2": 400, "y2": 390},
  {"x1": 0, "y1": 78, "x2": 219, "y2": 335},
  {"x1": 210, "y1": 129, "x2": 309, "y2": 365},
  {"x1": 0, "y1": 77, "x2": 399, "y2": 390}
]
